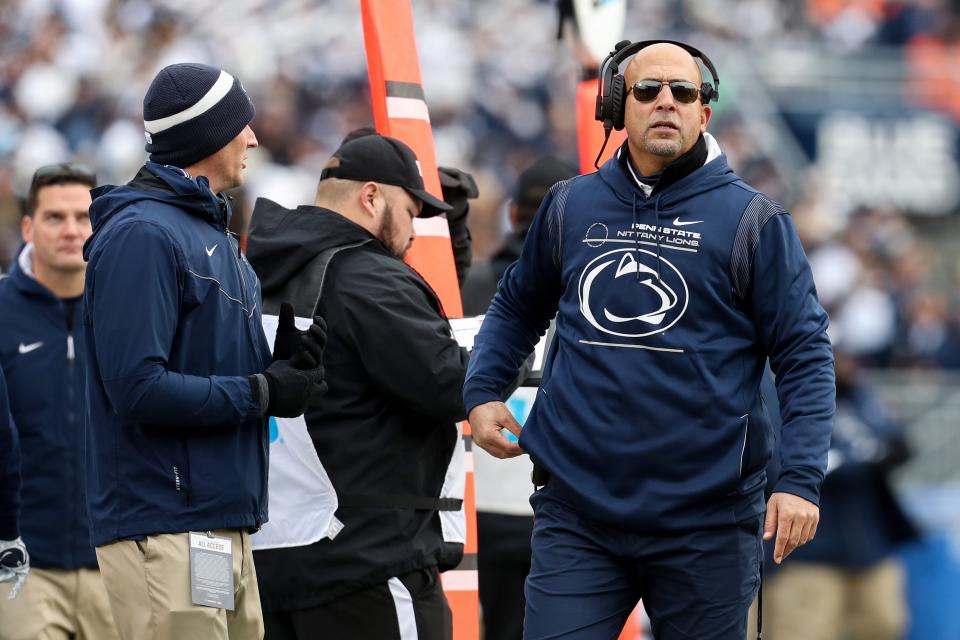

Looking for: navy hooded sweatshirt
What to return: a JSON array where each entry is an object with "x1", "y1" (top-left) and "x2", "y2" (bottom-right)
[
  {"x1": 0, "y1": 366, "x2": 19, "y2": 541},
  {"x1": 82, "y1": 162, "x2": 272, "y2": 546},
  {"x1": 463, "y1": 137, "x2": 835, "y2": 532},
  {"x1": 0, "y1": 248, "x2": 96, "y2": 566}
]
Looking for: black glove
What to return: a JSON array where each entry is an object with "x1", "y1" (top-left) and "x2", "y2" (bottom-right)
[
  {"x1": 272, "y1": 302, "x2": 303, "y2": 362},
  {"x1": 438, "y1": 166, "x2": 479, "y2": 224},
  {"x1": 253, "y1": 316, "x2": 328, "y2": 417},
  {"x1": 439, "y1": 166, "x2": 478, "y2": 287}
]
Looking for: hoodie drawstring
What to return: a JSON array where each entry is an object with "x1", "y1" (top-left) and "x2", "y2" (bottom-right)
[
  {"x1": 654, "y1": 194, "x2": 663, "y2": 282},
  {"x1": 631, "y1": 193, "x2": 641, "y2": 281}
]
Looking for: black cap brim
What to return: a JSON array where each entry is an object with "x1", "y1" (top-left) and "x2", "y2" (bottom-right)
[{"x1": 406, "y1": 187, "x2": 453, "y2": 218}]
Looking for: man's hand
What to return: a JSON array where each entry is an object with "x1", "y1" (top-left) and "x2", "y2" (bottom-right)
[
  {"x1": 468, "y1": 401, "x2": 524, "y2": 459},
  {"x1": 764, "y1": 492, "x2": 819, "y2": 564},
  {"x1": 0, "y1": 537, "x2": 29, "y2": 600},
  {"x1": 258, "y1": 316, "x2": 329, "y2": 417}
]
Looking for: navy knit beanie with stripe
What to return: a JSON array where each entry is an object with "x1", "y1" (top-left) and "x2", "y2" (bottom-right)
[{"x1": 142, "y1": 63, "x2": 255, "y2": 168}]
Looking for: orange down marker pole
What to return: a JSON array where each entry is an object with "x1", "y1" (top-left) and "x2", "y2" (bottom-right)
[
  {"x1": 361, "y1": 0, "x2": 463, "y2": 318},
  {"x1": 361, "y1": 3, "x2": 479, "y2": 639},
  {"x1": 576, "y1": 76, "x2": 627, "y2": 174}
]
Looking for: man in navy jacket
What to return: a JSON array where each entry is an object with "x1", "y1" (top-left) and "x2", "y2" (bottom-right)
[
  {"x1": 84, "y1": 63, "x2": 326, "y2": 640},
  {"x1": 0, "y1": 163, "x2": 119, "y2": 637},
  {"x1": 464, "y1": 42, "x2": 835, "y2": 639},
  {"x1": 0, "y1": 367, "x2": 28, "y2": 600}
]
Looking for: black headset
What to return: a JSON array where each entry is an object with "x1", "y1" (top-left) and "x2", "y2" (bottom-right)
[{"x1": 595, "y1": 39, "x2": 721, "y2": 132}]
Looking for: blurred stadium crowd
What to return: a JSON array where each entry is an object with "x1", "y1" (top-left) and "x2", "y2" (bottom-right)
[{"x1": 0, "y1": 0, "x2": 959, "y2": 372}]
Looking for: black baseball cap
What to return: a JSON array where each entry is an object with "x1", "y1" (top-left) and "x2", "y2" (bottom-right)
[
  {"x1": 320, "y1": 134, "x2": 453, "y2": 218},
  {"x1": 514, "y1": 156, "x2": 578, "y2": 210}
]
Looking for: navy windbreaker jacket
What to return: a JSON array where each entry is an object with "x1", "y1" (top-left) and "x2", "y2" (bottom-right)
[
  {"x1": 0, "y1": 251, "x2": 95, "y2": 566},
  {"x1": 464, "y1": 139, "x2": 835, "y2": 532},
  {"x1": 0, "y1": 366, "x2": 19, "y2": 541},
  {"x1": 82, "y1": 162, "x2": 272, "y2": 547}
]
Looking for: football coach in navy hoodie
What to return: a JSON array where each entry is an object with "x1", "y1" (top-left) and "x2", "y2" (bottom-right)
[
  {"x1": 83, "y1": 63, "x2": 327, "y2": 640},
  {"x1": 464, "y1": 42, "x2": 835, "y2": 639}
]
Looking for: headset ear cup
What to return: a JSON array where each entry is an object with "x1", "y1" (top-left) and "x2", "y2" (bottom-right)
[
  {"x1": 610, "y1": 75, "x2": 627, "y2": 131},
  {"x1": 700, "y1": 82, "x2": 715, "y2": 104}
]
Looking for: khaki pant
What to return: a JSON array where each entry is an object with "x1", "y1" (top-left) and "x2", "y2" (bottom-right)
[
  {"x1": 95, "y1": 529, "x2": 263, "y2": 640},
  {"x1": 746, "y1": 557, "x2": 908, "y2": 640},
  {"x1": 0, "y1": 566, "x2": 119, "y2": 640}
]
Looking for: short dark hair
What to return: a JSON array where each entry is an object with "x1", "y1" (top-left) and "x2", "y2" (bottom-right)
[{"x1": 25, "y1": 163, "x2": 97, "y2": 217}]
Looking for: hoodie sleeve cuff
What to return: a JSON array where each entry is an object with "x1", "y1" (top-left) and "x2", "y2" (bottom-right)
[
  {"x1": 0, "y1": 514, "x2": 19, "y2": 541},
  {"x1": 464, "y1": 388, "x2": 502, "y2": 418},
  {"x1": 247, "y1": 374, "x2": 270, "y2": 418},
  {"x1": 773, "y1": 467, "x2": 824, "y2": 507}
]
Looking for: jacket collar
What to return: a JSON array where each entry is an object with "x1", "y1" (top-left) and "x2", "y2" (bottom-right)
[
  {"x1": 618, "y1": 132, "x2": 721, "y2": 196},
  {"x1": 9, "y1": 243, "x2": 60, "y2": 302}
]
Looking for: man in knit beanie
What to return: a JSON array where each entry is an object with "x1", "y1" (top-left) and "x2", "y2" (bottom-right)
[{"x1": 81, "y1": 63, "x2": 328, "y2": 640}]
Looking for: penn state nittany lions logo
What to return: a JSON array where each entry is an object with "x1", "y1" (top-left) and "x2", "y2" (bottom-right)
[{"x1": 578, "y1": 248, "x2": 688, "y2": 338}]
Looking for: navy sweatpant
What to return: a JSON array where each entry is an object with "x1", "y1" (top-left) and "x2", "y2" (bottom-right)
[{"x1": 524, "y1": 485, "x2": 762, "y2": 640}]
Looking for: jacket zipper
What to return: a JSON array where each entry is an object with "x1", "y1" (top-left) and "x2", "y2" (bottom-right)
[
  {"x1": 226, "y1": 230, "x2": 247, "y2": 309},
  {"x1": 221, "y1": 198, "x2": 266, "y2": 524},
  {"x1": 219, "y1": 195, "x2": 255, "y2": 319},
  {"x1": 65, "y1": 304, "x2": 77, "y2": 566}
]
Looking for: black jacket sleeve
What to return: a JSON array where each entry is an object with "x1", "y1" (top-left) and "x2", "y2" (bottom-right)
[{"x1": 338, "y1": 259, "x2": 469, "y2": 425}]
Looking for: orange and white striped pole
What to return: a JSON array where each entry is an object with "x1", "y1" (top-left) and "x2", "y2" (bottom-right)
[
  {"x1": 360, "y1": 0, "x2": 463, "y2": 318},
  {"x1": 360, "y1": 3, "x2": 478, "y2": 640},
  {"x1": 576, "y1": 75, "x2": 627, "y2": 174}
]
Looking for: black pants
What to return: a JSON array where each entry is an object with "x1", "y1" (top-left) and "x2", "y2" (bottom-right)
[
  {"x1": 263, "y1": 566, "x2": 452, "y2": 640},
  {"x1": 477, "y1": 513, "x2": 534, "y2": 640}
]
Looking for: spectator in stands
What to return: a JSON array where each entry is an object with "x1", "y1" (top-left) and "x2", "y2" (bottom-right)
[{"x1": 461, "y1": 155, "x2": 577, "y2": 316}]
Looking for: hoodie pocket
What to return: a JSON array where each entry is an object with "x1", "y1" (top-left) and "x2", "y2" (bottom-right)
[
  {"x1": 741, "y1": 393, "x2": 774, "y2": 487},
  {"x1": 735, "y1": 414, "x2": 750, "y2": 489},
  {"x1": 709, "y1": 413, "x2": 751, "y2": 497},
  {"x1": 733, "y1": 405, "x2": 773, "y2": 496}
]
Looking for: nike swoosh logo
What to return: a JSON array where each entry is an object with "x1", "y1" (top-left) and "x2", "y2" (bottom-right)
[
  {"x1": 18, "y1": 341, "x2": 43, "y2": 354},
  {"x1": 673, "y1": 217, "x2": 703, "y2": 226},
  {"x1": 205, "y1": 245, "x2": 218, "y2": 257}
]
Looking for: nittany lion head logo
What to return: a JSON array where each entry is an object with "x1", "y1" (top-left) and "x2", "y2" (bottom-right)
[{"x1": 577, "y1": 248, "x2": 688, "y2": 338}]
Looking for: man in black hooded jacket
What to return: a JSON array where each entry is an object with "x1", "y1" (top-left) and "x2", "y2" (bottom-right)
[{"x1": 246, "y1": 133, "x2": 468, "y2": 640}]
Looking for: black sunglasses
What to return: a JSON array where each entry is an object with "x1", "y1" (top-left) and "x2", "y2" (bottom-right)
[
  {"x1": 30, "y1": 162, "x2": 97, "y2": 186},
  {"x1": 631, "y1": 80, "x2": 701, "y2": 104}
]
